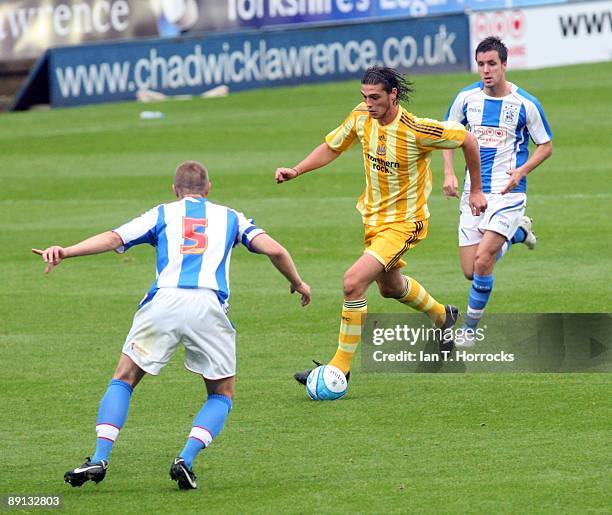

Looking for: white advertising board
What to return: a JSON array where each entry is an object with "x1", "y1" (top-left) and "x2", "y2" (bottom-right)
[{"x1": 470, "y1": 1, "x2": 612, "y2": 69}]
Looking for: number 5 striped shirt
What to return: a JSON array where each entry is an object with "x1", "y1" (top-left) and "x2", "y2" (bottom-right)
[{"x1": 113, "y1": 196, "x2": 264, "y2": 310}]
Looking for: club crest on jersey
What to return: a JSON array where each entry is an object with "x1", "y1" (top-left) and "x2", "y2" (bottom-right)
[
  {"x1": 376, "y1": 134, "x2": 386, "y2": 156},
  {"x1": 502, "y1": 104, "x2": 519, "y2": 124}
]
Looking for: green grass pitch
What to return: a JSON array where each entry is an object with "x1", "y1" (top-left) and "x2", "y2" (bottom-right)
[{"x1": 1, "y1": 62, "x2": 610, "y2": 513}]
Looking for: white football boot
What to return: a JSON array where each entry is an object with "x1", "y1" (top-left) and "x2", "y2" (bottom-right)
[{"x1": 518, "y1": 216, "x2": 537, "y2": 250}]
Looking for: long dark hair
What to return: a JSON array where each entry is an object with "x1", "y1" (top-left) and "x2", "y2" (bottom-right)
[{"x1": 361, "y1": 66, "x2": 414, "y2": 103}]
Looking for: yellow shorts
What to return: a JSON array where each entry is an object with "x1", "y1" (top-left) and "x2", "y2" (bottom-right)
[{"x1": 364, "y1": 220, "x2": 429, "y2": 271}]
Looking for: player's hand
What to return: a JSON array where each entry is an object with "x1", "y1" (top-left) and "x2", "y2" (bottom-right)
[
  {"x1": 32, "y1": 246, "x2": 67, "y2": 274},
  {"x1": 443, "y1": 173, "x2": 459, "y2": 199},
  {"x1": 291, "y1": 281, "x2": 311, "y2": 306},
  {"x1": 275, "y1": 167, "x2": 299, "y2": 183},
  {"x1": 468, "y1": 191, "x2": 487, "y2": 216},
  {"x1": 501, "y1": 169, "x2": 525, "y2": 195}
]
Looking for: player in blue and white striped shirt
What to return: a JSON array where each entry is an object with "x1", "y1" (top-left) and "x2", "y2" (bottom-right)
[
  {"x1": 114, "y1": 183, "x2": 266, "y2": 314},
  {"x1": 443, "y1": 37, "x2": 553, "y2": 345},
  {"x1": 33, "y1": 161, "x2": 311, "y2": 490}
]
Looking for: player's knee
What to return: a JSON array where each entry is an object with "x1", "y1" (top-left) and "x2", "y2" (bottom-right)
[
  {"x1": 474, "y1": 252, "x2": 494, "y2": 274},
  {"x1": 343, "y1": 272, "x2": 364, "y2": 298}
]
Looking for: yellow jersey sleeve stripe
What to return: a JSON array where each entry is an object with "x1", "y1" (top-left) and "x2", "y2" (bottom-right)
[{"x1": 400, "y1": 114, "x2": 444, "y2": 137}]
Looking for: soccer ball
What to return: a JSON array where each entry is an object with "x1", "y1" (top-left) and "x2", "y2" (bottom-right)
[{"x1": 306, "y1": 365, "x2": 348, "y2": 400}]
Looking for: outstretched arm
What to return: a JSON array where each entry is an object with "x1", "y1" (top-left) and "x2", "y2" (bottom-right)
[
  {"x1": 275, "y1": 143, "x2": 341, "y2": 183},
  {"x1": 249, "y1": 233, "x2": 311, "y2": 306},
  {"x1": 32, "y1": 230, "x2": 124, "y2": 274}
]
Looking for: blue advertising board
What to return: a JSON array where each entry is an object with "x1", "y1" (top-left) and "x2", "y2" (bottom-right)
[
  {"x1": 47, "y1": 13, "x2": 470, "y2": 107},
  {"x1": 182, "y1": 0, "x2": 572, "y2": 33}
]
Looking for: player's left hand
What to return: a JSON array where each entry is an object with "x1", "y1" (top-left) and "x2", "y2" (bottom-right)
[
  {"x1": 291, "y1": 281, "x2": 311, "y2": 306},
  {"x1": 468, "y1": 191, "x2": 487, "y2": 215},
  {"x1": 501, "y1": 169, "x2": 526, "y2": 195},
  {"x1": 32, "y1": 246, "x2": 66, "y2": 274}
]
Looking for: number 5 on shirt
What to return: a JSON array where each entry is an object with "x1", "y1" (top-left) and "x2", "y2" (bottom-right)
[{"x1": 181, "y1": 217, "x2": 208, "y2": 254}]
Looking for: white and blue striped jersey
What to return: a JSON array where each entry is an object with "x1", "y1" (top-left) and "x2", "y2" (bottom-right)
[
  {"x1": 445, "y1": 81, "x2": 552, "y2": 193},
  {"x1": 113, "y1": 196, "x2": 264, "y2": 311}
]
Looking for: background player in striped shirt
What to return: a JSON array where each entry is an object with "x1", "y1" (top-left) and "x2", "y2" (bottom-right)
[
  {"x1": 33, "y1": 160, "x2": 311, "y2": 489},
  {"x1": 443, "y1": 37, "x2": 553, "y2": 345},
  {"x1": 275, "y1": 66, "x2": 487, "y2": 386}
]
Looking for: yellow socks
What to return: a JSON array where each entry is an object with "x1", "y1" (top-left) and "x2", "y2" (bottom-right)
[
  {"x1": 396, "y1": 276, "x2": 446, "y2": 327},
  {"x1": 328, "y1": 299, "x2": 367, "y2": 374}
]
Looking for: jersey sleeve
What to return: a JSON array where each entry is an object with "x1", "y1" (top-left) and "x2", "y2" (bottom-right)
[
  {"x1": 234, "y1": 211, "x2": 265, "y2": 253},
  {"x1": 414, "y1": 118, "x2": 467, "y2": 151},
  {"x1": 113, "y1": 205, "x2": 160, "y2": 254},
  {"x1": 324, "y1": 104, "x2": 364, "y2": 152},
  {"x1": 525, "y1": 99, "x2": 553, "y2": 145},
  {"x1": 444, "y1": 92, "x2": 467, "y2": 125}
]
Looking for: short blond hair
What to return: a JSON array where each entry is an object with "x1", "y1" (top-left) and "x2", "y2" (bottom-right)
[{"x1": 174, "y1": 160, "x2": 209, "y2": 196}]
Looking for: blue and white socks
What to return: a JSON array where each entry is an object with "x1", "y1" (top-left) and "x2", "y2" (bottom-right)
[
  {"x1": 464, "y1": 273, "x2": 494, "y2": 330},
  {"x1": 91, "y1": 379, "x2": 133, "y2": 464},
  {"x1": 179, "y1": 394, "x2": 233, "y2": 469}
]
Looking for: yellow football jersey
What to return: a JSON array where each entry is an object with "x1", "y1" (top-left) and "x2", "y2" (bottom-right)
[{"x1": 325, "y1": 103, "x2": 466, "y2": 226}]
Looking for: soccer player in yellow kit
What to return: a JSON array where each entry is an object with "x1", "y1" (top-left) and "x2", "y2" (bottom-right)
[{"x1": 275, "y1": 67, "x2": 487, "y2": 387}]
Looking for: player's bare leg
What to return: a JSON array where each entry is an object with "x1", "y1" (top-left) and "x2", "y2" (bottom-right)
[
  {"x1": 474, "y1": 230, "x2": 506, "y2": 276},
  {"x1": 341, "y1": 253, "x2": 385, "y2": 298},
  {"x1": 171, "y1": 376, "x2": 234, "y2": 490},
  {"x1": 113, "y1": 353, "x2": 147, "y2": 387},
  {"x1": 459, "y1": 244, "x2": 478, "y2": 280},
  {"x1": 375, "y1": 267, "x2": 405, "y2": 298},
  {"x1": 205, "y1": 376, "x2": 235, "y2": 399}
]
